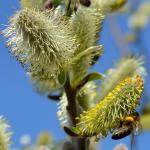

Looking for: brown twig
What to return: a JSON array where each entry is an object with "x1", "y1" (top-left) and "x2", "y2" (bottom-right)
[
  {"x1": 64, "y1": 74, "x2": 88, "y2": 150},
  {"x1": 76, "y1": 74, "x2": 90, "y2": 93},
  {"x1": 64, "y1": 74, "x2": 77, "y2": 126}
]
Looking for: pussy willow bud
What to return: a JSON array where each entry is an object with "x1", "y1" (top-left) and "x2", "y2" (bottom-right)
[
  {"x1": 3, "y1": 8, "x2": 77, "y2": 80},
  {"x1": 110, "y1": 0, "x2": 127, "y2": 12}
]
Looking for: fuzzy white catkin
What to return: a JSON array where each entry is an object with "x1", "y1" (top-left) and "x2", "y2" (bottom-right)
[
  {"x1": 0, "y1": 116, "x2": 11, "y2": 150},
  {"x1": 4, "y1": 8, "x2": 77, "y2": 76},
  {"x1": 3, "y1": 8, "x2": 79, "y2": 93}
]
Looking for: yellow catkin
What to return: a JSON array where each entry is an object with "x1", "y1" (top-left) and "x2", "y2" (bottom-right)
[{"x1": 75, "y1": 75, "x2": 144, "y2": 137}]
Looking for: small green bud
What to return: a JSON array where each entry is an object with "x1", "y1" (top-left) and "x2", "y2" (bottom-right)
[{"x1": 110, "y1": 0, "x2": 127, "y2": 12}]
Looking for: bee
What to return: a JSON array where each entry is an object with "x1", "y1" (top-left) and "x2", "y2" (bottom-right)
[{"x1": 111, "y1": 111, "x2": 142, "y2": 140}]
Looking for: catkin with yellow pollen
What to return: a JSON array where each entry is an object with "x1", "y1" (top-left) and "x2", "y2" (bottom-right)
[{"x1": 75, "y1": 75, "x2": 144, "y2": 137}]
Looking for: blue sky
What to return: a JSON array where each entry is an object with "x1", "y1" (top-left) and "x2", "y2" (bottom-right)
[{"x1": 0, "y1": 0, "x2": 150, "y2": 149}]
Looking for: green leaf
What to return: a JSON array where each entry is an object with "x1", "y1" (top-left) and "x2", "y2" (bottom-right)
[
  {"x1": 88, "y1": 72, "x2": 105, "y2": 82},
  {"x1": 110, "y1": 0, "x2": 127, "y2": 12},
  {"x1": 71, "y1": 72, "x2": 104, "y2": 91},
  {"x1": 58, "y1": 70, "x2": 67, "y2": 86},
  {"x1": 75, "y1": 72, "x2": 104, "y2": 92},
  {"x1": 71, "y1": 127, "x2": 80, "y2": 134},
  {"x1": 63, "y1": 126, "x2": 79, "y2": 137}
]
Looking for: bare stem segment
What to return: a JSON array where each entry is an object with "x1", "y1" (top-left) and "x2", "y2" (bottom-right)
[{"x1": 64, "y1": 75, "x2": 88, "y2": 150}]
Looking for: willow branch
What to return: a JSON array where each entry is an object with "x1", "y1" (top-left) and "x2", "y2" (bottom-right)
[
  {"x1": 64, "y1": 74, "x2": 88, "y2": 150},
  {"x1": 76, "y1": 75, "x2": 90, "y2": 92}
]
